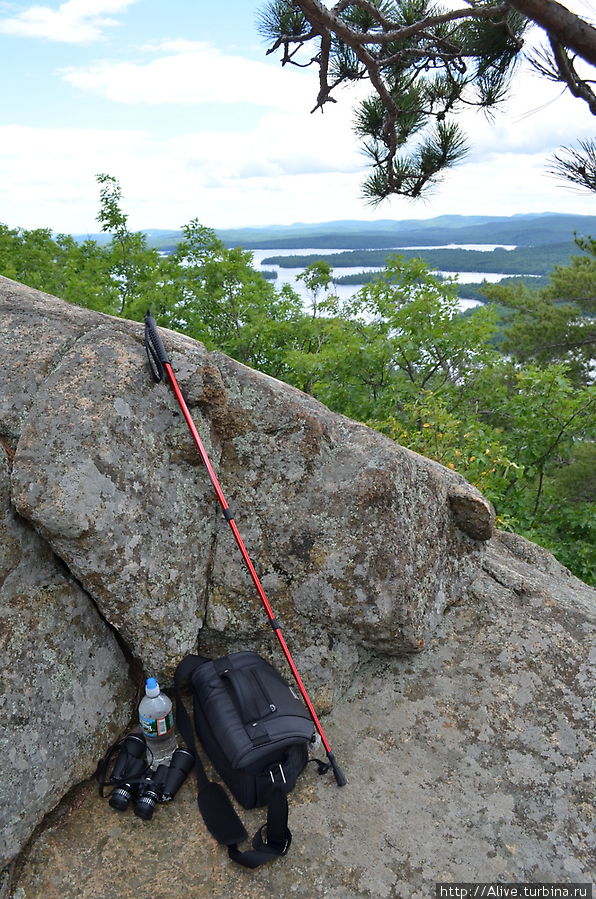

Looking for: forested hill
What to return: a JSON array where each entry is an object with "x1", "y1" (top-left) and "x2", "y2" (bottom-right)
[
  {"x1": 261, "y1": 243, "x2": 576, "y2": 276},
  {"x1": 131, "y1": 212, "x2": 596, "y2": 253}
]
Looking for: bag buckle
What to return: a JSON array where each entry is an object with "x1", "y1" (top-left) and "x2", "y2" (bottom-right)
[
  {"x1": 256, "y1": 823, "x2": 291, "y2": 856},
  {"x1": 269, "y1": 763, "x2": 287, "y2": 786}
]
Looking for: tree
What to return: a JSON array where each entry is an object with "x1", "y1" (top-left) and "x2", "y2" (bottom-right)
[
  {"x1": 475, "y1": 361, "x2": 596, "y2": 582},
  {"x1": 95, "y1": 173, "x2": 171, "y2": 319},
  {"x1": 283, "y1": 254, "x2": 596, "y2": 584},
  {"x1": 258, "y1": 0, "x2": 596, "y2": 201},
  {"x1": 535, "y1": 441, "x2": 596, "y2": 582},
  {"x1": 483, "y1": 236, "x2": 596, "y2": 384},
  {"x1": 161, "y1": 218, "x2": 305, "y2": 373},
  {"x1": 0, "y1": 223, "x2": 121, "y2": 311},
  {"x1": 0, "y1": 224, "x2": 72, "y2": 294},
  {"x1": 296, "y1": 259, "x2": 335, "y2": 317},
  {"x1": 282, "y1": 256, "x2": 500, "y2": 419}
]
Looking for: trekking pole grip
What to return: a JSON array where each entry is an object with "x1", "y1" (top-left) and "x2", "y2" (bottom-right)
[{"x1": 144, "y1": 309, "x2": 171, "y2": 382}]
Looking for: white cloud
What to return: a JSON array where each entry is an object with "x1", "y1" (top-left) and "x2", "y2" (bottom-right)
[
  {"x1": 0, "y1": 114, "x2": 364, "y2": 233},
  {"x1": 1, "y1": 15, "x2": 594, "y2": 233},
  {"x1": 59, "y1": 39, "x2": 316, "y2": 110},
  {"x1": 448, "y1": 52, "x2": 595, "y2": 164},
  {"x1": 1, "y1": 115, "x2": 594, "y2": 238},
  {"x1": 0, "y1": 0, "x2": 138, "y2": 43}
]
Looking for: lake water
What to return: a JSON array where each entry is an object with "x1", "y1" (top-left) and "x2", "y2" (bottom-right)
[{"x1": 249, "y1": 246, "x2": 520, "y2": 312}]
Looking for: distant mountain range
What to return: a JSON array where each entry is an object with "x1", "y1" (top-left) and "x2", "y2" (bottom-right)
[{"x1": 72, "y1": 212, "x2": 596, "y2": 252}]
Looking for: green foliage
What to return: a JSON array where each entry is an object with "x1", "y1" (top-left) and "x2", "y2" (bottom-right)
[
  {"x1": 0, "y1": 224, "x2": 74, "y2": 294},
  {"x1": 94, "y1": 173, "x2": 170, "y2": 319},
  {"x1": 370, "y1": 394, "x2": 520, "y2": 506},
  {"x1": 1, "y1": 176, "x2": 594, "y2": 584},
  {"x1": 296, "y1": 260, "x2": 335, "y2": 318},
  {"x1": 483, "y1": 236, "x2": 596, "y2": 384},
  {"x1": 159, "y1": 218, "x2": 304, "y2": 374},
  {"x1": 256, "y1": 0, "x2": 309, "y2": 41},
  {"x1": 472, "y1": 362, "x2": 595, "y2": 512},
  {"x1": 339, "y1": 258, "x2": 498, "y2": 407},
  {"x1": 545, "y1": 236, "x2": 596, "y2": 312},
  {"x1": 523, "y1": 442, "x2": 596, "y2": 585},
  {"x1": 362, "y1": 120, "x2": 470, "y2": 203}
]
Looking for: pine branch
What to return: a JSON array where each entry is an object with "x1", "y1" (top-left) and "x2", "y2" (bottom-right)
[
  {"x1": 260, "y1": 0, "x2": 596, "y2": 199},
  {"x1": 549, "y1": 139, "x2": 596, "y2": 193},
  {"x1": 507, "y1": 0, "x2": 596, "y2": 66}
]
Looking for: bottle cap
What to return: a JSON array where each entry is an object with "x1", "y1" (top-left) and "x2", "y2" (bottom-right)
[{"x1": 145, "y1": 677, "x2": 160, "y2": 698}]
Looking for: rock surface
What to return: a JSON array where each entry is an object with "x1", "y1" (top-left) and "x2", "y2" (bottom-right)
[
  {"x1": 9, "y1": 532, "x2": 595, "y2": 899},
  {"x1": 2, "y1": 275, "x2": 494, "y2": 697},
  {"x1": 2, "y1": 276, "x2": 593, "y2": 892},
  {"x1": 0, "y1": 450, "x2": 133, "y2": 867}
]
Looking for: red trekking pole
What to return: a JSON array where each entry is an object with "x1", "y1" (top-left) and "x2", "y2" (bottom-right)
[{"x1": 144, "y1": 311, "x2": 346, "y2": 787}]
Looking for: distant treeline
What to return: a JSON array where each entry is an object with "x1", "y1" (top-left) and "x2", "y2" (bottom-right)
[
  {"x1": 76, "y1": 214, "x2": 596, "y2": 255},
  {"x1": 332, "y1": 271, "x2": 550, "y2": 300},
  {"x1": 215, "y1": 213, "x2": 596, "y2": 250},
  {"x1": 262, "y1": 243, "x2": 577, "y2": 276}
]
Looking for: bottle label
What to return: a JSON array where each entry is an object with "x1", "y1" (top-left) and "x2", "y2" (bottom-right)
[{"x1": 140, "y1": 711, "x2": 174, "y2": 738}]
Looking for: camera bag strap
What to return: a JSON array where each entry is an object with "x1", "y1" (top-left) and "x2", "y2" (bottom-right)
[{"x1": 174, "y1": 655, "x2": 291, "y2": 869}]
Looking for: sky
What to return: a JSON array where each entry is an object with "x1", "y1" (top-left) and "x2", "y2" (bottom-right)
[{"x1": 0, "y1": 0, "x2": 595, "y2": 234}]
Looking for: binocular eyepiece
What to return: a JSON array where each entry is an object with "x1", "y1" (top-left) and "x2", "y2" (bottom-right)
[
  {"x1": 133, "y1": 749, "x2": 195, "y2": 821},
  {"x1": 108, "y1": 732, "x2": 149, "y2": 812},
  {"x1": 98, "y1": 732, "x2": 194, "y2": 820}
]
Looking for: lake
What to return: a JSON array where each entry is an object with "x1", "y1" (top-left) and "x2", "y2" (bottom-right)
[{"x1": 250, "y1": 245, "x2": 520, "y2": 311}]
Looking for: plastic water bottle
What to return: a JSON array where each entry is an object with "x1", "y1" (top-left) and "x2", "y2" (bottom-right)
[{"x1": 138, "y1": 677, "x2": 177, "y2": 768}]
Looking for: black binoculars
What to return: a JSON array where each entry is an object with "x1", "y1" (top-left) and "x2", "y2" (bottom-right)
[{"x1": 98, "y1": 732, "x2": 194, "y2": 821}]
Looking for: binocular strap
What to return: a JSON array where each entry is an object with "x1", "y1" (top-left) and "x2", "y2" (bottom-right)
[{"x1": 174, "y1": 655, "x2": 291, "y2": 869}]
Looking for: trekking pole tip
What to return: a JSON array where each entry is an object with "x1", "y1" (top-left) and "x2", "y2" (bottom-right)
[{"x1": 327, "y1": 752, "x2": 347, "y2": 787}]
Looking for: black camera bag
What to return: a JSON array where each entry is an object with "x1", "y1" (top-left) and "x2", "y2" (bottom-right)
[{"x1": 174, "y1": 651, "x2": 319, "y2": 868}]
